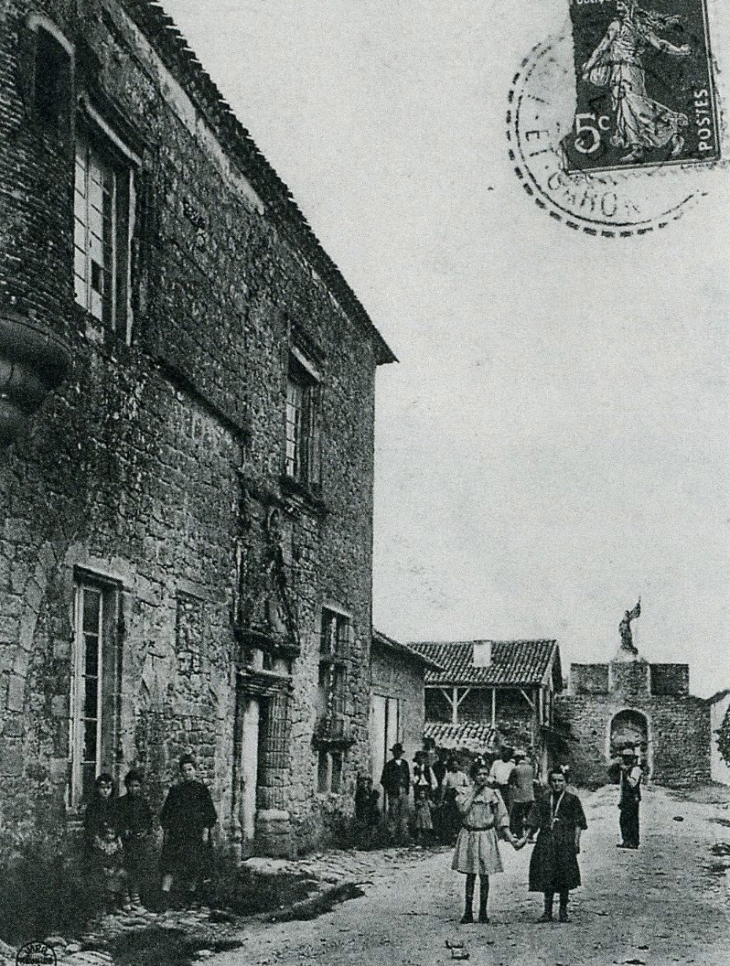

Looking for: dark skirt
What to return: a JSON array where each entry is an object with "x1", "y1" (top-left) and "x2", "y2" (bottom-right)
[
  {"x1": 528, "y1": 826, "x2": 582, "y2": 893},
  {"x1": 159, "y1": 833, "x2": 213, "y2": 879}
]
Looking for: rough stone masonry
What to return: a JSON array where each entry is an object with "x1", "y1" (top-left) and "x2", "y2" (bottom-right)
[{"x1": 0, "y1": 0, "x2": 394, "y2": 860}]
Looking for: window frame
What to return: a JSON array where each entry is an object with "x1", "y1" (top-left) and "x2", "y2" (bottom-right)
[
  {"x1": 74, "y1": 103, "x2": 138, "y2": 344},
  {"x1": 69, "y1": 571, "x2": 122, "y2": 809},
  {"x1": 285, "y1": 349, "x2": 321, "y2": 491}
]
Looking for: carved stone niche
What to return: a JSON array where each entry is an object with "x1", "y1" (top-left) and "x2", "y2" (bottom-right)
[
  {"x1": 0, "y1": 312, "x2": 71, "y2": 446},
  {"x1": 234, "y1": 488, "x2": 300, "y2": 659}
]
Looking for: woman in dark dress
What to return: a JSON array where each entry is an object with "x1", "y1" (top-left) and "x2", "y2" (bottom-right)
[
  {"x1": 159, "y1": 755, "x2": 217, "y2": 908},
  {"x1": 527, "y1": 767, "x2": 587, "y2": 923}
]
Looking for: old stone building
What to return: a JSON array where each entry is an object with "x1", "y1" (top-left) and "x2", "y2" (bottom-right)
[
  {"x1": 410, "y1": 639, "x2": 563, "y2": 780},
  {"x1": 0, "y1": 0, "x2": 394, "y2": 858},
  {"x1": 369, "y1": 630, "x2": 442, "y2": 786},
  {"x1": 557, "y1": 647, "x2": 711, "y2": 788}
]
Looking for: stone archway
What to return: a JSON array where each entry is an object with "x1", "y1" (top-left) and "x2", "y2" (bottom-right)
[{"x1": 609, "y1": 708, "x2": 650, "y2": 776}]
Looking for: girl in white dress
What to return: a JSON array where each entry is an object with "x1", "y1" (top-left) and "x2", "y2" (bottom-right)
[{"x1": 452, "y1": 761, "x2": 525, "y2": 923}]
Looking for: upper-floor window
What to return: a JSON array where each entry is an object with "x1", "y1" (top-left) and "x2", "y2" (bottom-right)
[
  {"x1": 74, "y1": 116, "x2": 136, "y2": 341},
  {"x1": 69, "y1": 574, "x2": 122, "y2": 807},
  {"x1": 318, "y1": 608, "x2": 351, "y2": 726},
  {"x1": 33, "y1": 24, "x2": 72, "y2": 135},
  {"x1": 285, "y1": 350, "x2": 321, "y2": 490}
]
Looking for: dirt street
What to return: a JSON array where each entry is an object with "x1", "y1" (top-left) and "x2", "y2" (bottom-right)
[{"x1": 212, "y1": 785, "x2": 730, "y2": 966}]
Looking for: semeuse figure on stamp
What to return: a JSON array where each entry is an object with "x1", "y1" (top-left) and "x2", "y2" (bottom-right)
[
  {"x1": 526, "y1": 767, "x2": 587, "y2": 923},
  {"x1": 581, "y1": 1, "x2": 690, "y2": 163},
  {"x1": 159, "y1": 754, "x2": 217, "y2": 909},
  {"x1": 452, "y1": 760, "x2": 525, "y2": 924}
]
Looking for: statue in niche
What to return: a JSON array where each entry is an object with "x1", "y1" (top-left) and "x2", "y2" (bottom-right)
[
  {"x1": 236, "y1": 493, "x2": 296, "y2": 647},
  {"x1": 619, "y1": 599, "x2": 641, "y2": 653}
]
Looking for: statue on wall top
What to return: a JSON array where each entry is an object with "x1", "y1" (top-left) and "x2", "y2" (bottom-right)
[{"x1": 619, "y1": 599, "x2": 641, "y2": 653}]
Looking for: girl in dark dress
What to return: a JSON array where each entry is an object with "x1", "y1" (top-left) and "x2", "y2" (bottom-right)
[
  {"x1": 83, "y1": 773, "x2": 121, "y2": 908},
  {"x1": 527, "y1": 767, "x2": 587, "y2": 923},
  {"x1": 84, "y1": 773, "x2": 117, "y2": 858},
  {"x1": 116, "y1": 769, "x2": 153, "y2": 908},
  {"x1": 159, "y1": 755, "x2": 217, "y2": 908}
]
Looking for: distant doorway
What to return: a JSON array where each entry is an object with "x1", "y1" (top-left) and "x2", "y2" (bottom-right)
[
  {"x1": 370, "y1": 694, "x2": 400, "y2": 785},
  {"x1": 609, "y1": 709, "x2": 650, "y2": 776}
]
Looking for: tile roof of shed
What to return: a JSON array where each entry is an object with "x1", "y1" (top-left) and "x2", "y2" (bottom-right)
[
  {"x1": 423, "y1": 722, "x2": 500, "y2": 752},
  {"x1": 409, "y1": 640, "x2": 561, "y2": 688},
  {"x1": 373, "y1": 630, "x2": 444, "y2": 671}
]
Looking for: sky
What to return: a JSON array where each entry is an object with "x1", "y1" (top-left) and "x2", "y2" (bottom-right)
[{"x1": 162, "y1": 0, "x2": 730, "y2": 697}]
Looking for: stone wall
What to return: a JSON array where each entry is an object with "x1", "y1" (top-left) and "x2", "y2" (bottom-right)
[
  {"x1": 709, "y1": 692, "x2": 730, "y2": 786},
  {"x1": 0, "y1": 0, "x2": 388, "y2": 856},
  {"x1": 558, "y1": 658, "x2": 711, "y2": 788},
  {"x1": 370, "y1": 642, "x2": 426, "y2": 764}
]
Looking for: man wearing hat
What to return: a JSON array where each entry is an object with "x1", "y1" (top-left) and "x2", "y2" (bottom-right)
[
  {"x1": 509, "y1": 749, "x2": 536, "y2": 838},
  {"x1": 611, "y1": 747, "x2": 642, "y2": 849},
  {"x1": 380, "y1": 743, "x2": 411, "y2": 844}
]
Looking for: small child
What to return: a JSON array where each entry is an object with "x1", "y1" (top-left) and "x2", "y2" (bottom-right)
[
  {"x1": 413, "y1": 784, "x2": 433, "y2": 845},
  {"x1": 354, "y1": 775, "x2": 381, "y2": 849},
  {"x1": 93, "y1": 822, "x2": 129, "y2": 913},
  {"x1": 116, "y1": 770, "x2": 153, "y2": 908}
]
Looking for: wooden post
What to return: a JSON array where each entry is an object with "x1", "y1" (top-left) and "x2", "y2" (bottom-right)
[
  {"x1": 452, "y1": 686, "x2": 458, "y2": 725},
  {"x1": 491, "y1": 687, "x2": 496, "y2": 729}
]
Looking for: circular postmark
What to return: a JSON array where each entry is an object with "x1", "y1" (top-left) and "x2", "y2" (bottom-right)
[
  {"x1": 506, "y1": 33, "x2": 709, "y2": 237},
  {"x1": 16, "y1": 943, "x2": 57, "y2": 966}
]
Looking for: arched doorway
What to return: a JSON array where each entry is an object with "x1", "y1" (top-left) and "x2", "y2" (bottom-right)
[{"x1": 609, "y1": 709, "x2": 650, "y2": 776}]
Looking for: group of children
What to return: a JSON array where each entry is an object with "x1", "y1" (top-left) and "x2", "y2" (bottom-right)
[
  {"x1": 84, "y1": 771, "x2": 153, "y2": 913},
  {"x1": 83, "y1": 754, "x2": 218, "y2": 914}
]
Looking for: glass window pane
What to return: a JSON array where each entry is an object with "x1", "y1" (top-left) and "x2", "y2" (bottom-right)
[
  {"x1": 84, "y1": 676, "x2": 98, "y2": 714},
  {"x1": 83, "y1": 590, "x2": 101, "y2": 633},
  {"x1": 83, "y1": 721, "x2": 97, "y2": 762},
  {"x1": 84, "y1": 638, "x2": 99, "y2": 676},
  {"x1": 82, "y1": 763, "x2": 95, "y2": 800}
]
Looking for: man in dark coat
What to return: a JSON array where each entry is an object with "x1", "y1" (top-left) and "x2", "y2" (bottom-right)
[
  {"x1": 380, "y1": 743, "x2": 410, "y2": 844},
  {"x1": 527, "y1": 767, "x2": 587, "y2": 923},
  {"x1": 610, "y1": 748, "x2": 642, "y2": 848},
  {"x1": 159, "y1": 755, "x2": 217, "y2": 908}
]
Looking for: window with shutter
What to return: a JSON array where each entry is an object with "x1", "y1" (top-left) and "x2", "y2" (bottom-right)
[
  {"x1": 74, "y1": 116, "x2": 137, "y2": 342},
  {"x1": 285, "y1": 352, "x2": 321, "y2": 492},
  {"x1": 69, "y1": 574, "x2": 122, "y2": 807}
]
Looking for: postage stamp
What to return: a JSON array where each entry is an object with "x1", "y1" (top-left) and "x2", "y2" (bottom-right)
[
  {"x1": 506, "y1": 32, "x2": 710, "y2": 237},
  {"x1": 564, "y1": 0, "x2": 720, "y2": 173}
]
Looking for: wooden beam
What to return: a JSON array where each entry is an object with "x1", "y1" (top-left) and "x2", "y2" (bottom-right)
[
  {"x1": 452, "y1": 686, "x2": 458, "y2": 724},
  {"x1": 436, "y1": 688, "x2": 458, "y2": 725},
  {"x1": 455, "y1": 687, "x2": 472, "y2": 707},
  {"x1": 519, "y1": 688, "x2": 535, "y2": 711},
  {"x1": 491, "y1": 687, "x2": 496, "y2": 729}
]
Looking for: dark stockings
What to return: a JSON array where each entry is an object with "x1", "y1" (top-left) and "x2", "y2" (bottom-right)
[
  {"x1": 543, "y1": 890, "x2": 570, "y2": 920},
  {"x1": 462, "y1": 874, "x2": 489, "y2": 922}
]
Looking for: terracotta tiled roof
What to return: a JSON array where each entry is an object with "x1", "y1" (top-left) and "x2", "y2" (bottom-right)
[
  {"x1": 409, "y1": 640, "x2": 561, "y2": 688},
  {"x1": 373, "y1": 630, "x2": 443, "y2": 671},
  {"x1": 120, "y1": 0, "x2": 396, "y2": 366},
  {"x1": 423, "y1": 722, "x2": 501, "y2": 752}
]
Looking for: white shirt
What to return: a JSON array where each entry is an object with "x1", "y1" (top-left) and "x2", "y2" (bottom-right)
[{"x1": 489, "y1": 759, "x2": 515, "y2": 785}]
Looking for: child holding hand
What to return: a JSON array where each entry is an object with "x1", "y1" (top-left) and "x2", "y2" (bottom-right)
[{"x1": 452, "y1": 761, "x2": 525, "y2": 923}]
